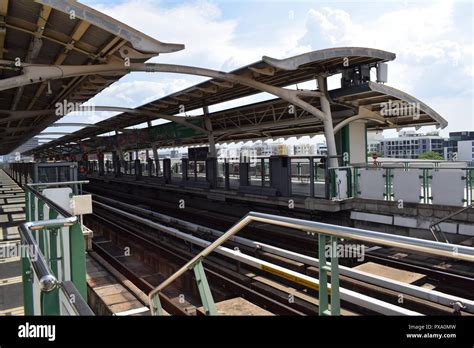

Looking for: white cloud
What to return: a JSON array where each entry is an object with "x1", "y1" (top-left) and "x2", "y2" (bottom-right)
[
  {"x1": 74, "y1": 0, "x2": 472, "y2": 137},
  {"x1": 86, "y1": 0, "x2": 309, "y2": 70},
  {"x1": 297, "y1": 1, "x2": 473, "y2": 133}
]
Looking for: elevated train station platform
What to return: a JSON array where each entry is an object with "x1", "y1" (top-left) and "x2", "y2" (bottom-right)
[
  {"x1": 1, "y1": 0, "x2": 474, "y2": 326},
  {"x1": 0, "y1": 169, "x2": 24, "y2": 316}
]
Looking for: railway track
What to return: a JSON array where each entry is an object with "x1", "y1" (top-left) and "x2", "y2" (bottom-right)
[
  {"x1": 89, "y1": 212, "x2": 316, "y2": 316},
  {"x1": 85, "y1": 184, "x2": 474, "y2": 296},
  {"x1": 83, "y1": 192, "x2": 474, "y2": 316}
]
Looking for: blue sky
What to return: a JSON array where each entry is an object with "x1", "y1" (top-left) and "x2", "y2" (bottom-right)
[{"x1": 45, "y1": 0, "x2": 474, "y2": 146}]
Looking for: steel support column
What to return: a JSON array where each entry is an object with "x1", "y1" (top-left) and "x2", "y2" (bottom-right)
[{"x1": 317, "y1": 76, "x2": 338, "y2": 168}]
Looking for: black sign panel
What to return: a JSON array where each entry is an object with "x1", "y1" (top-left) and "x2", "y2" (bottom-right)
[{"x1": 188, "y1": 147, "x2": 209, "y2": 161}]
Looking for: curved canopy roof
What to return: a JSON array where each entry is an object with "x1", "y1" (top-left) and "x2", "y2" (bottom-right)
[
  {"x1": 42, "y1": 81, "x2": 445, "y2": 154},
  {"x1": 25, "y1": 46, "x2": 410, "y2": 155},
  {"x1": 0, "y1": 0, "x2": 183, "y2": 154}
]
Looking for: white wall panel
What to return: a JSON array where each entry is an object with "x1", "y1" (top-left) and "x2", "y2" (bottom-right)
[
  {"x1": 358, "y1": 169, "x2": 385, "y2": 200},
  {"x1": 393, "y1": 169, "x2": 422, "y2": 203},
  {"x1": 431, "y1": 170, "x2": 465, "y2": 206}
]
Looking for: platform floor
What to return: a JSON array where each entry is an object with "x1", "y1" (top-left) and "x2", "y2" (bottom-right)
[{"x1": 0, "y1": 169, "x2": 24, "y2": 315}]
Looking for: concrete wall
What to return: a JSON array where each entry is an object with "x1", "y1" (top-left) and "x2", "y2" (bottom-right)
[
  {"x1": 350, "y1": 198, "x2": 474, "y2": 242},
  {"x1": 349, "y1": 121, "x2": 367, "y2": 164}
]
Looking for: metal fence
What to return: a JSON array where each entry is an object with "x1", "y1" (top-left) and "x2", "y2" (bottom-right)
[{"x1": 21, "y1": 181, "x2": 93, "y2": 315}]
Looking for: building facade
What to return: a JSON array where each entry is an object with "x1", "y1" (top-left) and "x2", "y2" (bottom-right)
[
  {"x1": 444, "y1": 131, "x2": 474, "y2": 160},
  {"x1": 367, "y1": 132, "x2": 384, "y2": 155},
  {"x1": 380, "y1": 131, "x2": 444, "y2": 159}
]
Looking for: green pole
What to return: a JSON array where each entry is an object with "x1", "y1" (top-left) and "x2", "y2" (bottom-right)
[
  {"x1": 69, "y1": 222, "x2": 87, "y2": 300},
  {"x1": 41, "y1": 209, "x2": 61, "y2": 315},
  {"x1": 318, "y1": 234, "x2": 329, "y2": 315},
  {"x1": 21, "y1": 191, "x2": 34, "y2": 315},
  {"x1": 330, "y1": 236, "x2": 340, "y2": 315},
  {"x1": 193, "y1": 259, "x2": 217, "y2": 315}
]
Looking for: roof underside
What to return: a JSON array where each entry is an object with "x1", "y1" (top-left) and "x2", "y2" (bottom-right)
[
  {"x1": 26, "y1": 79, "x2": 447, "y2": 156},
  {"x1": 2, "y1": 8, "x2": 446, "y2": 158},
  {"x1": 27, "y1": 47, "x2": 418, "y2": 155},
  {"x1": 0, "y1": 0, "x2": 182, "y2": 155}
]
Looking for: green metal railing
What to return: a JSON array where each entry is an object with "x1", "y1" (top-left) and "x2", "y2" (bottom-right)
[
  {"x1": 329, "y1": 167, "x2": 353, "y2": 200},
  {"x1": 149, "y1": 211, "x2": 474, "y2": 316},
  {"x1": 336, "y1": 165, "x2": 474, "y2": 206},
  {"x1": 22, "y1": 181, "x2": 91, "y2": 315},
  {"x1": 149, "y1": 212, "x2": 341, "y2": 316}
]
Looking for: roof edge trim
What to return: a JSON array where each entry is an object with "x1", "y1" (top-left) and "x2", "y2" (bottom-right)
[
  {"x1": 35, "y1": 0, "x2": 185, "y2": 54},
  {"x1": 262, "y1": 47, "x2": 396, "y2": 71},
  {"x1": 367, "y1": 81, "x2": 448, "y2": 129}
]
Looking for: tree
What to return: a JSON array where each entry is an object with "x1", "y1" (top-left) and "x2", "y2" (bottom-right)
[{"x1": 418, "y1": 151, "x2": 443, "y2": 160}]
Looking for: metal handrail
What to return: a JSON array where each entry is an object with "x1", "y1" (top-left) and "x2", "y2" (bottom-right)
[
  {"x1": 60, "y1": 281, "x2": 95, "y2": 316},
  {"x1": 149, "y1": 211, "x2": 474, "y2": 310},
  {"x1": 430, "y1": 204, "x2": 473, "y2": 229},
  {"x1": 25, "y1": 180, "x2": 89, "y2": 218},
  {"x1": 25, "y1": 185, "x2": 73, "y2": 218},
  {"x1": 27, "y1": 181, "x2": 89, "y2": 187},
  {"x1": 19, "y1": 217, "x2": 77, "y2": 292}
]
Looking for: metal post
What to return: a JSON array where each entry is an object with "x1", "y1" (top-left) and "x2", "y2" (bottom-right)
[
  {"x1": 318, "y1": 76, "x2": 338, "y2": 168},
  {"x1": 151, "y1": 293, "x2": 165, "y2": 316},
  {"x1": 239, "y1": 162, "x2": 249, "y2": 187},
  {"x1": 330, "y1": 236, "x2": 340, "y2": 315},
  {"x1": 24, "y1": 163, "x2": 28, "y2": 184},
  {"x1": 192, "y1": 259, "x2": 217, "y2": 315},
  {"x1": 206, "y1": 158, "x2": 218, "y2": 188},
  {"x1": 155, "y1": 158, "x2": 161, "y2": 177},
  {"x1": 309, "y1": 157, "x2": 315, "y2": 197},
  {"x1": 19, "y1": 165, "x2": 23, "y2": 186},
  {"x1": 147, "y1": 158, "x2": 153, "y2": 177},
  {"x1": 224, "y1": 160, "x2": 230, "y2": 190},
  {"x1": 163, "y1": 158, "x2": 171, "y2": 184},
  {"x1": 318, "y1": 233, "x2": 329, "y2": 316},
  {"x1": 194, "y1": 159, "x2": 198, "y2": 182},
  {"x1": 204, "y1": 106, "x2": 217, "y2": 158},
  {"x1": 182, "y1": 158, "x2": 189, "y2": 182},
  {"x1": 324, "y1": 161, "x2": 330, "y2": 200},
  {"x1": 135, "y1": 159, "x2": 141, "y2": 180}
]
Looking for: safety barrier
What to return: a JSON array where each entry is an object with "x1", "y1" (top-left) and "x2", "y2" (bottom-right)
[
  {"x1": 355, "y1": 166, "x2": 474, "y2": 206},
  {"x1": 328, "y1": 164, "x2": 474, "y2": 206},
  {"x1": 148, "y1": 211, "x2": 474, "y2": 316},
  {"x1": 81, "y1": 156, "x2": 473, "y2": 205},
  {"x1": 21, "y1": 181, "x2": 93, "y2": 315}
]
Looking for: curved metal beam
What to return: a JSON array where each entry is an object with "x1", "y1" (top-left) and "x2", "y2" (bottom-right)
[
  {"x1": 45, "y1": 123, "x2": 131, "y2": 134},
  {"x1": 0, "y1": 61, "x2": 330, "y2": 124},
  {"x1": 84, "y1": 106, "x2": 209, "y2": 135},
  {"x1": 38, "y1": 132, "x2": 74, "y2": 136},
  {"x1": 333, "y1": 115, "x2": 386, "y2": 134},
  {"x1": 47, "y1": 123, "x2": 95, "y2": 128},
  {"x1": 2, "y1": 55, "x2": 389, "y2": 161},
  {"x1": 0, "y1": 60, "x2": 331, "y2": 158}
]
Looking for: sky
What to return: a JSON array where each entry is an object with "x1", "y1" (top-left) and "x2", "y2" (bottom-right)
[{"x1": 41, "y1": 0, "x2": 474, "y2": 148}]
